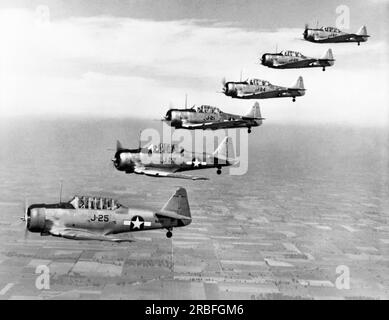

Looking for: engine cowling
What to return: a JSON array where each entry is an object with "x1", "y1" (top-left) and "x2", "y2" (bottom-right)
[
  {"x1": 26, "y1": 207, "x2": 46, "y2": 232},
  {"x1": 113, "y1": 151, "x2": 136, "y2": 173},
  {"x1": 170, "y1": 118, "x2": 183, "y2": 128}
]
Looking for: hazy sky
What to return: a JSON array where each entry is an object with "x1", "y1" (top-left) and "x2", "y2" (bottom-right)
[{"x1": 0, "y1": 0, "x2": 388, "y2": 126}]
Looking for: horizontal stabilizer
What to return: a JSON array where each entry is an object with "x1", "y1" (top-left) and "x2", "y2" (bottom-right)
[
  {"x1": 116, "y1": 140, "x2": 124, "y2": 151},
  {"x1": 156, "y1": 211, "x2": 191, "y2": 221}
]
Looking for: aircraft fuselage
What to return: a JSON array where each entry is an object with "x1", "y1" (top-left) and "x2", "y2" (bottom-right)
[
  {"x1": 261, "y1": 53, "x2": 333, "y2": 69},
  {"x1": 27, "y1": 205, "x2": 184, "y2": 235},
  {"x1": 303, "y1": 28, "x2": 368, "y2": 44},
  {"x1": 165, "y1": 109, "x2": 260, "y2": 130},
  {"x1": 223, "y1": 82, "x2": 305, "y2": 100},
  {"x1": 113, "y1": 150, "x2": 230, "y2": 174}
]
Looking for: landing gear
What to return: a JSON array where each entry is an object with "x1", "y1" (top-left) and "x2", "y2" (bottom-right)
[
  {"x1": 357, "y1": 42, "x2": 360, "y2": 46},
  {"x1": 248, "y1": 127, "x2": 251, "y2": 134},
  {"x1": 166, "y1": 228, "x2": 173, "y2": 238},
  {"x1": 292, "y1": 97, "x2": 296, "y2": 102},
  {"x1": 322, "y1": 67, "x2": 325, "y2": 71},
  {"x1": 217, "y1": 168, "x2": 222, "y2": 175}
]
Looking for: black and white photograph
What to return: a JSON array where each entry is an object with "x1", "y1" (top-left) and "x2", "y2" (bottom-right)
[{"x1": 0, "y1": 0, "x2": 388, "y2": 304}]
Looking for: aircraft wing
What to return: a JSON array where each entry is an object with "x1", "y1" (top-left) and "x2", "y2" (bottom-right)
[
  {"x1": 49, "y1": 227, "x2": 133, "y2": 242},
  {"x1": 181, "y1": 119, "x2": 249, "y2": 130},
  {"x1": 134, "y1": 167, "x2": 209, "y2": 180},
  {"x1": 278, "y1": 59, "x2": 318, "y2": 68},
  {"x1": 236, "y1": 91, "x2": 256, "y2": 98},
  {"x1": 315, "y1": 33, "x2": 362, "y2": 43}
]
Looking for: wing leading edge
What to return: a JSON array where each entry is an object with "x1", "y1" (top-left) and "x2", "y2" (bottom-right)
[
  {"x1": 50, "y1": 227, "x2": 133, "y2": 242},
  {"x1": 134, "y1": 167, "x2": 209, "y2": 180}
]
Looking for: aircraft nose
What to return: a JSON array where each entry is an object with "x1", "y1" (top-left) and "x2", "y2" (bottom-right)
[
  {"x1": 26, "y1": 207, "x2": 46, "y2": 232},
  {"x1": 112, "y1": 151, "x2": 121, "y2": 169},
  {"x1": 164, "y1": 110, "x2": 172, "y2": 121},
  {"x1": 171, "y1": 118, "x2": 183, "y2": 128},
  {"x1": 261, "y1": 54, "x2": 267, "y2": 64},
  {"x1": 224, "y1": 83, "x2": 232, "y2": 95},
  {"x1": 112, "y1": 152, "x2": 134, "y2": 171}
]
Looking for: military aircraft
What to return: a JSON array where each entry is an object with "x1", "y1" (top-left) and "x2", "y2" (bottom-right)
[
  {"x1": 163, "y1": 102, "x2": 264, "y2": 133},
  {"x1": 261, "y1": 49, "x2": 335, "y2": 71},
  {"x1": 222, "y1": 76, "x2": 305, "y2": 102},
  {"x1": 22, "y1": 187, "x2": 191, "y2": 240},
  {"x1": 303, "y1": 24, "x2": 369, "y2": 45},
  {"x1": 112, "y1": 136, "x2": 235, "y2": 180}
]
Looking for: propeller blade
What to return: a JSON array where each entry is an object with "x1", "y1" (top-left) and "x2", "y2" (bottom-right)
[
  {"x1": 23, "y1": 199, "x2": 29, "y2": 240},
  {"x1": 116, "y1": 140, "x2": 123, "y2": 152},
  {"x1": 221, "y1": 77, "x2": 226, "y2": 86}
]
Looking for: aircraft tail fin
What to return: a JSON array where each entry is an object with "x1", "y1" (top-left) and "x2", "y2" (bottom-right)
[
  {"x1": 357, "y1": 25, "x2": 368, "y2": 36},
  {"x1": 291, "y1": 76, "x2": 304, "y2": 90},
  {"x1": 160, "y1": 187, "x2": 191, "y2": 220},
  {"x1": 213, "y1": 137, "x2": 235, "y2": 161},
  {"x1": 244, "y1": 102, "x2": 264, "y2": 125},
  {"x1": 320, "y1": 48, "x2": 334, "y2": 60},
  {"x1": 244, "y1": 102, "x2": 260, "y2": 118}
]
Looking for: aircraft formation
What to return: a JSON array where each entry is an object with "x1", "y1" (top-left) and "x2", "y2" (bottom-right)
[{"x1": 23, "y1": 23, "x2": 369, "y2": 241}]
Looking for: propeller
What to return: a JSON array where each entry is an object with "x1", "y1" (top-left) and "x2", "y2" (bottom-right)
[
  {"x1": 116, "y1": 140, "x2": 124, "y2": 152},
  {"x1": 221, "y1": 77, "x2": 227, "y2": 93},
  {"x1": 303, "y1": 23, "x2": 309, "y2": 38},
  {"x1": 261, "y1": 54, "x2": 266, "y2": 64},
  {"x1": 110, "y1": 141, "x2": 121, "y2": 169},
  {"x1": 23, "y1": 199, "x2": 29, "y2": 240},
  {"x1": 111, "y1": 154, "x2": 119, "y2": 169}
]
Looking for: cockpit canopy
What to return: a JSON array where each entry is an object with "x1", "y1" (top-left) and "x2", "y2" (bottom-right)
[
  {"x1": 322, "y1": 26, "x2": 341, "y2": 33},
  {"x1": 196, "y1": 105, "x2": 221, "y2": 114},
  {"x1": 69, "y1": 196, "x2": 121, "y2": 210},
  {"x1": 146, "y1": 143, "x2": 184, "y2": 154},
  {"x1": 280, "y1": 50, "x2": 304, "y2": 58},
  {"x1": 247, "y1": 79, "x2": 271, "y2": 86}
]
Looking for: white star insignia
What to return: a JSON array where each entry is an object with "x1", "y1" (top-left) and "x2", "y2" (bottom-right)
[
  {"x1": 131, "y1": 217, "x2": 143, "y2": 229},
  {"x1": 193, "y1": 159, "x2": 201, "y2": 167}
]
